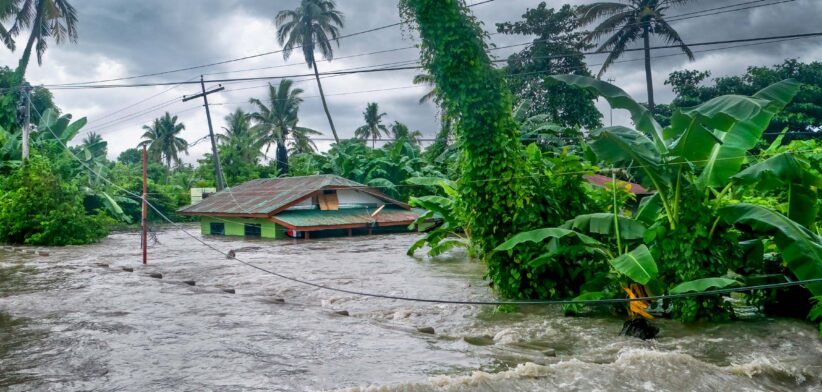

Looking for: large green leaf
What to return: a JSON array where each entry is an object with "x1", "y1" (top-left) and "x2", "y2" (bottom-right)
[
  {"x1": 635, "y1": 193, "x2": 662, "y2": 226},
  {"x1": 561, "y1": 213, "x2": 646, "y2": 240},
  {"x1": 732, "y1": 153, "x2": 821, "y2": 227},
  {"x1": 549, "y1": 74, "x2": 665, "y2": 150},
  {"x1": 609, "y1": 245, "x2": 658, "y2": 285},
  {"x1": 588, "y1": 126, "x2": 669, "y2": 194},
  {"x1": 665, "y1": 110, "x2": 723, "y2": 165},
  {"x1": 696, "y1": 80, "x2": 801, "y2": 189},
  {"x1": 720, "y1": 203, "x2": 822, "y2": 296},
  {"x1": 494, "y1": 227, "x2": 601, "y2": 252},
  {"x1": 669, "y1": 277, "x2": 741, "y2": 295}
]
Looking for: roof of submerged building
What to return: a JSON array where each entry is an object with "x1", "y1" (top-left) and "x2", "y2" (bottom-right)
[{"x1": 178, "y1": 175, "x2": 409, "y2": 217}]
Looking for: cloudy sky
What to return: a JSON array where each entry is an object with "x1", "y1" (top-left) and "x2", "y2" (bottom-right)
[{"x1": 1, "y1": 0, "x2": 820, "y2": 162}]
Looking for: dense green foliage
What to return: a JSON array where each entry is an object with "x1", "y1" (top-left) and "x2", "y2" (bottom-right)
[
  {"x1": 657, "y1": 60, "x2": 822, "y2": 139},
  {"x1": 496, "y1": 3, "x2": 602, "y2": 129},
  {"x1": 0, "y1": 156, "x2": 111, "y2": 245}
]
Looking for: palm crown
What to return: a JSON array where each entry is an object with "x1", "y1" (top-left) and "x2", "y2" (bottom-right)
[
  {"x1": 138, "y1": 112, "x2": 188, "y2": 169},
  {"x1": 355, "y1": 102, "x2": 389, "y2": 148},
  {"x1": 577, "y1": 0, "x2": 693, "y2": 111},
  {"x1": 276, "y1": 0, "x2": 344, "y2": 144}
]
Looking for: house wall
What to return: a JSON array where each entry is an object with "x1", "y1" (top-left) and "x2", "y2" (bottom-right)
[
  {"x1": 200, "y1": 217, "x2": 284, "y2": 239},
  {"x1": 285, "y1": 189, "x2": 384, "y2": 211}
]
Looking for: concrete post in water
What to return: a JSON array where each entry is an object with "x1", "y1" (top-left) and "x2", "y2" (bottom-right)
[{"x1": 142, "y1": 145, "x2": 148, "y2": 265}]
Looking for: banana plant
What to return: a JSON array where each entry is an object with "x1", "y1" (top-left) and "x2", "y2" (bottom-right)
[
  {"x1": 551, "y1": 75, "x2": 801, "y2": 231},
  {"x1": 406, "y1": 176, "x2": 469, "y2": 257}
]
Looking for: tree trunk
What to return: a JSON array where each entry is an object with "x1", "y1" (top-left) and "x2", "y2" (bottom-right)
[
  {"x1": 276, "y1": 140, "x2": 288, "y2": 175},
  {"x1": 312, "y1": 62, "x2": 340, "y2": 144},
  {"x1": 643, "y1": 25, "x2": 655, "y2": 114},
  {"x1": 14, "y1": 6, "x2": 41, "y2": 85}
]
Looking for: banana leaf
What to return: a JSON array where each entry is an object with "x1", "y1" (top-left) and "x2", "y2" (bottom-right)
[
  {"x1": 720, "y1": 203, "x2": 822, "y2": 296},
  {"x1": 494, "y1": 227, "x2": 602, "y2": 252},
  {"x1": 669, "y1": 277, "x2": 741, "y2": 295},
  {"x1": 609, "y1": 244, "x2": 658, "y2": 285},
  {"x1": 588, "y1": 126, "x2": 670, "y2": 194},
  {"x1": 549, "y1": 74, "x2": 665, "y2": 151},
  {"x1": 560, "y1": 213, "x2": 646, "y2": 240},
  {"x1": 696, "y1": 79, "x2": 801, "y2": 189}
]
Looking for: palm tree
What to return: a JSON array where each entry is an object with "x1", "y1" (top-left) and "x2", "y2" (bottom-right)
[
  {"x1": 577, "y1": 0, "x2": 693, "y2": 112},
  {"x1": 288, "y1": 126, "x2": 322, "y2": 154},
  {"x1": 5, "y1": 0, "x2": 79, "y2": 83},
  {"x1": 249, "y1": 78, "x2": 319, "y2": 174},
  {"x1": 81, "y1": 131, "x2": 106, "y2": 158},
  {"x1": 276, "y1": 0, "x2": 344, "y2": 144},
  {"x1": 217, "y1": 108, "x2": 261, "y2": 163},
  {"x1": 390, "y1": 121, "x2": 423, "y2": 146},
  {"x1": 138, "y1": 112, "x2": 188, "y2": 169},
  {"x1": 354, "y1": 102, "x2": 389, "y2": 148},
  {"x1": 412, "y1": 73, "x2": 438, "y2": 105}
]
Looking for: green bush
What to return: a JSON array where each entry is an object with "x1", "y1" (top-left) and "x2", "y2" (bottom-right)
[{"x1": 0, "y1": 157, "x2": 111, "y2": 245}]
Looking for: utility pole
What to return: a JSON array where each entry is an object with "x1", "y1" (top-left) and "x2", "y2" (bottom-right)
[
  {"x1": 606, "y1": 78, "x2": 615, "y2": 127},
  {"x1": 20, "y1": 83, "x2": 32, "y2": 160},
  {"x1": 183, "y1": 75, "x2": 226, "y2": 191},
  {"x1": 142, "y1": 145, "x2": 148, "y2": 265}
]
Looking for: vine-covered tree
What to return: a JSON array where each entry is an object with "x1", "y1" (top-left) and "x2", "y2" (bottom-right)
[
  {"x1": 577, "y1": 0, "x2": 693, "y2": 112},
  {"x1": 138, "y1": 112, "x2": 188, "y2": 169},
  {"x1": 276, "y1": 0, "x2": 344, "y2": 143},
  {"x1": 497, "y1": 3, "x2": 602, "y2": 129}
]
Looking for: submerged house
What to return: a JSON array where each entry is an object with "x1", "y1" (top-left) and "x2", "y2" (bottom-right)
[{"x1": 178, "y1": 175, "x2": 422, "y2": 239}]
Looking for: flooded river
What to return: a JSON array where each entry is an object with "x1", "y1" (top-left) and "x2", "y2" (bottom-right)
[{"x1": 1, "y1": 226, "x2": 821, "y2": 391}]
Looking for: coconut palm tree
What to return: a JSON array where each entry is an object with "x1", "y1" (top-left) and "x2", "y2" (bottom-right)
[
  {"x1": 276, "y1": 0, "x2": 344, "y2": 144},
  {"x1": 354, "y1": 102, "x2": 389, "y2": 148},
  {"x1": 81, "y1": 131, "x2": 106, "y2": 158},
  {"x1": 390, "y1": 121, "x2": 423, "y2": 146},
  {"x1": 5, "y1": 0, "x2": 79, "y2": 82},
  {"x1": 412, "y1": 73, "x2": 438, "y2": 105},
  {"x1": 217, "y1": 108, "x2": 261, "y2": 163},
  {"x1": 288, "y1": 126, "x2": 322, "y2": 154},
  {"x1": 138, "y1": 112, "x2": 188, "y2": 169},
  {"x1": 249, "y1": 78, "x2": 319, "y2": 174},
  {"x1": 577, "y1": 0, "x2": 693, "y2": 112}
]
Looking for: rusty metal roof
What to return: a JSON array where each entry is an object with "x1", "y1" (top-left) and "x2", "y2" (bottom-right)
[
  {"x1": 178, "y1": 175, "x2": 407, "y2": 216},
  {"x1": 273, "y1": 207, "x2": 422, "y2": 229},
  {"x1": 584, "y1": 174, "x2": 651, "y2": 195}
]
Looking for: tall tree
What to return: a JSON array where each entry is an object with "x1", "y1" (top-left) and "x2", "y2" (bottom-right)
[
  {"x1": 497, "y1": 3, "x2": 602, "y2": 129},
  {"x1": 249, "y1": 78, "x2": 318, "y2": 174},
  {"x1": 389, "y1": 121, "x2": 423, "y2": 146},
  {"x1": 138, "y1": 112, "x2": 188, "y2": 169},
  {"x1": 217, "y1": 108, "x2": 260, "y2": 162},
  {"x1": 354, "y1": 102, "x2": 388, "y2": 148},
  {"x1": 577, "y1": 0, "x2": 693, "y2": 112},
  {"x1": 80, "y1": 131, "x2": 106, "y2": 158},
  {"x1": 288, "y1": 125, "x2": 322, "y2": 154},
  {"x1": 4, "y1": 0, "x2": 79, "y2": 83},
  {"x1": 276, "y1": 0, "x2": 344, "y2": 144}
]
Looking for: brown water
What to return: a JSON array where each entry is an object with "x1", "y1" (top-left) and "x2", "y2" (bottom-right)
[{"x1": 1, "y1": 226, "x2": 821, "y2": 391}]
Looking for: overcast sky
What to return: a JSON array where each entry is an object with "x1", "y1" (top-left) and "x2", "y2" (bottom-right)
[{"x1": 1, "y1": 0, "x2": 820, "y2": 162}]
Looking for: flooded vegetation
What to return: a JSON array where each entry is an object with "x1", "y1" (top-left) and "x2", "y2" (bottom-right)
[{"x1": 1, "y1": 228, "x2": 821, "y2": 391}]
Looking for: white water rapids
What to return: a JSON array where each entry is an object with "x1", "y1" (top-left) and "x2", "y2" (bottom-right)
[{"x1": 1, "y1": 226, "x2": 820, "y2": 391}]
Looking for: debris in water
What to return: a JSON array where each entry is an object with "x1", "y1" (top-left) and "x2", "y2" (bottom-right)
[
  {"x1": 96, "y1": 263, "x2": 110, "y2": 268},
  {"x1": 334, "y1": 310, "x2": 350, "y2": 316},
  {"x1": 620, "y1": 317, "x2": 659, "y2": 340},
  {"x1": 222, "y1": 288, "x2": 236, "y2": 294},
  {"x1": 226, "y1": 250, "x2": 236, "y2": 259},
  {"x1": 37, "y1": 251, "x2": 49, "y2": 256},
  {"x1": 417, "y1": 326, "x2": 435, "y2": 335},
  {"x1": 183, "y1": 280, "x2": 196, "y2": 286},
  {"x1": 148, "y1": 272, "x2": 163, "y2": 279},
  {"x1": 541, "y1": 349, "x2": 556, "y2": 357},
  {"x1": 463, "y1": 335, "x2": 495, "y2": 346},
  {"x1": 122, "y1": 267, "x2": 134, "y2": 272}
]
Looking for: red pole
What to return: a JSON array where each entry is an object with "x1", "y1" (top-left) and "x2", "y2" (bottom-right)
[{"x1": 142, "y1": 145, "x2": 148, "y2": 265}]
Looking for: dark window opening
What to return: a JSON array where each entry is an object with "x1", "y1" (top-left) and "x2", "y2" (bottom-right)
[
  {"x1": 210, "y1": 222, "x2": 225, "y2": 236},
  {"x1": 244, "y1": 223, "x2": 262, "y2": 237}
]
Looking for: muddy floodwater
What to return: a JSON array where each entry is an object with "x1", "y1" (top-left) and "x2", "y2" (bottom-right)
[{"x1": 1, "y1": 226, "x2": 821, "y2": 391}]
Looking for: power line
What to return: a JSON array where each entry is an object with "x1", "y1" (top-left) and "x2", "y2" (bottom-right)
[
  {"x1": 45, "y1": 0, "x2": 500, "y2": 88},
  {"x1": 43, "y1": 31, "x2": 822, "y2": 90}
]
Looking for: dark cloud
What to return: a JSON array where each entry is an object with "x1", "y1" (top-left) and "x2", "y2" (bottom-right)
[{"x1": 0, "y1": 0, "x2": 818, "y2": 160}]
